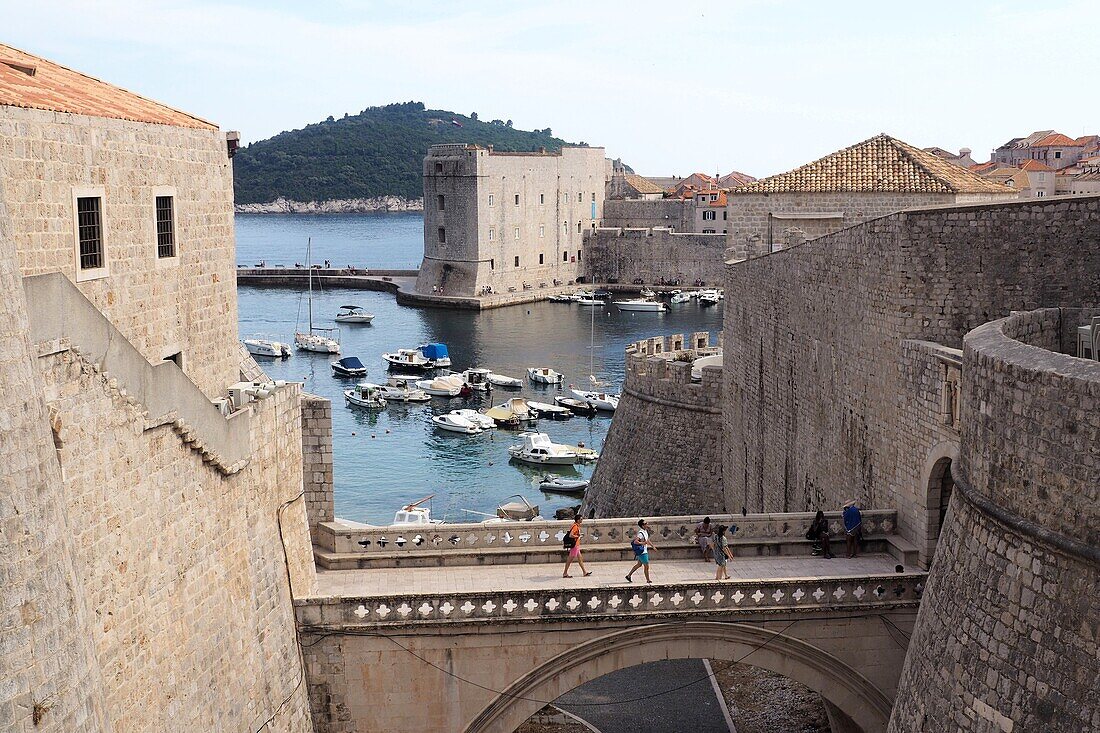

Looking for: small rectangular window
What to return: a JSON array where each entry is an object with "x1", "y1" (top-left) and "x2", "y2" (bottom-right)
[
  {"x1": 577, "y1": 192, "x2": 583, "y2": 203},
  {"x1": 539, "y1": 225, "x2": 545, "y2": 238},
  {"x1": 514, "y1": 194, "x2": 520, "y2": 206},
  {"x1": 435, "y1": 162, "x2": 443, "y2": 173},
  {"x1": 488, "y1": 228, "x2": 495, "y2": 241},
  {"x1": 577, "y1": 221, "x2": 582, "y2": 233},
  {"x1": 488, "y1": 193, "x2": 495, "y2": 206},
  {"x1": 437, "y1": 194, "x2": 445, "y2": 211},
  {"x1": 1055, "y1": 151, "x2": 1062, "y2": 159},
  {"x1": 539, "y1": 253, "x2": 544, "y2": 264},
  {"x1": 577, "y1": 249, "x2": 581, "y2": 262},
  {"x1": 155, "y1": 195, "x2": 175, "y2": 258},
  {"x1": 514, "y1": 255, "x2": 520, "y2": 267},
  {"x1": 514, "y1": 227, "x2": 520, "y2": 240},
  {"x1": 490, "y1": 258, "x2": 495, "y2": 270},
  {"x1": 563, "y1": 251, "x2": 568, "y2": 262},
  {"x1": 540, "y1": 193, "x2": 545, "y2": 204},
  {"x1": 438, "y1": 227, "x2": 446, "y2": 243},
  {"x1": 77, "y1": 196, "x2": 104, "y2": 270},
  {"x1": 723, "y1": 211, "x2": 728, "y2": 220},
  {"x1": 591, "y1": 192, "x2": 596, "y2": 202}
]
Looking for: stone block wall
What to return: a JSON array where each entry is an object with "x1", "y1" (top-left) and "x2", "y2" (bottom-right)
[
  {"x1": 302, "y1": 394, "x2": 335, "y2": 531},
  {"x1": 583, "y1": 332, "x2": 725, "y2": 517},
  {"x1": 602, "y1": 198, "x2": 694, "y2": 230},
  {"x1": 584, "y1": 227, "x2": 728, "y2": 285},
  {"x1": 0, "y1": 107, "x2": 239, "y2": 399},
  {"x1": 724, "y1": 197, "x2": 1100, "y2": 551},
  {"x1": 890, "y1": 308, "x2": 1100, "y2": 732}
]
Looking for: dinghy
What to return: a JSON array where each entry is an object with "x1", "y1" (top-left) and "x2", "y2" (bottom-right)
[
  {"x1": 527, "y1": 367, "x2": 565, "y2": 384},
  {"x1": 538, "y1": 476, "x2": 590, "y2": 495},
  {"x1": 488, "y1": 372, "x2": 523, "y2": 388}
]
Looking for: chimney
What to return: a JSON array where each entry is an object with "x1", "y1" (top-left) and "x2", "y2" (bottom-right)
[{"x1": 960, "y1": 147, "x2": 972, "y2": 157}]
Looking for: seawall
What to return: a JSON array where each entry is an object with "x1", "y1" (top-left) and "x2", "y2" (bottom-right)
[
  {"x1": 584, "y1": 227, "x2": 729, "y2": 286},
  {"x1": 235, "y1": 195, "x2": 424, "y2": 214}
]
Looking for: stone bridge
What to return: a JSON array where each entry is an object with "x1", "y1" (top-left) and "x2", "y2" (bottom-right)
[{"x1": 297, "y1": 511, "x2": 924, "y2": 733}]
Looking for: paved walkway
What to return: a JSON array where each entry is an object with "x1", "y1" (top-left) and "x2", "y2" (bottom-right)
[{"x1": 314, "y1": 553, "x2": 901, "y2": 597}]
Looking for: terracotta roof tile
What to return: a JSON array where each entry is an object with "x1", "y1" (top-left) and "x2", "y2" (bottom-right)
[
  {"x1": 0, "y1": 43, "x2": 215, "y2": 129},
  {"x1": 718, "y1": 170, "x2": 756, "y2": 188},
  {"x1": 1019, "y1": 159, "x2": 1054, "y2": 172},
  {"x1": 622, "y1": 173, "x2": 665, "y2": 195},
  {"x1": 1032, "y1": 133, "x2": 1081, "y2": 147},
  {"x1": 732, "y1": 134, "x2": 1013, "y2": 195}
]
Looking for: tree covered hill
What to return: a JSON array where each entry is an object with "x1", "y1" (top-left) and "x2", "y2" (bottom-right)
[{"x1": 232, "y1": 101, "x2": 579, "y2": 204}]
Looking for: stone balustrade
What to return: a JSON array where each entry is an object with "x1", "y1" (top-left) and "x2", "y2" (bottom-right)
[
  {"x1": 315, "y1": 510, "x2": 898, "y2": 557},
  {"x1": 296, "y1": 571, "x2": 924, "y2": 629}
]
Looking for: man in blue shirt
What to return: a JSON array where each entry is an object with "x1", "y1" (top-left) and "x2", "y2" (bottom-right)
[{"x1": 842, "y1": 500, "x2": 862, "y2": 558}]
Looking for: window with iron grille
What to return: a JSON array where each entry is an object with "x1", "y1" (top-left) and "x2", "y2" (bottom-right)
[
  {"x1": 77, "y1": 196, "x2": 104, "y2": 270},
  {"x1": 156, "y1": 196, "x2": 176, "y2": 258}
]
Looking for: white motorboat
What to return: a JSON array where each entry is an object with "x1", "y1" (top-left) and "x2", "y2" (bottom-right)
[
  {"x1": 383, "y1": 348, "x2": 434, "y2": 370},
  {"x1": 295, "y1": 237, "x2": 341, "y2": 353},
  {"x1": 574, "y1": 290, "x2": 595, "y2": 299},
  {"x1": 450, "y1": 409, "x2": 496, "y2": 430},
  {"x1": 576, "y1": 298, "x2": 603, "y2": 306},
  {"x1": 698, "y1": 288, "x2": 722, "y2": 306},
  {"x1": 527, "y1": 367, "x2": 565, "y2": 384},
  {"x1": 508, "y1": 432, "x2": 581, "y2": 465},
  {"x1": 418, "y1": 343, "x2": 451, "y2": 368},
  {"x1": 416, "y1": 378, "x2": 463, "y2": 397},
  {"x1": 549, "y1": 294, "x2": 575, "y2": 303},
  {"x1": 670, "y1": 292, "x2": 692, "y2": 304},
  {"x1": 484, "y1": 397, "x2": 536, "y2": 427},
  {"x1": 331, "y1": 356, "x2": 368, "y2": 377},
  {"x1": 495, "y1": 495, "x2": 541, "y2": 521},
  {"x1": 488, "y1": 372, "x2": 523, "y2": 389},
  {"x1": 441, "y1": 368, "x2": 493, "y2": 391},
  {"x1": 538, "y1": 476, "x2": 590, "y2": 495},
  {"x1": 392, "y1": 495, "x2": 443, "y2": 526},
  {"x1": 571, "y1": 389, "x2": 619, "y2": 411},
  {"x1": 431, "y1": 413, "x2": 483, "y2": 434},
  {"x1": 555, "y1": 396, "x2": 598, "y2": 416},
  {"x1": 378, "y1": 377, "x2": 431, "y2": 402},
  {"x1": 243, "y1": 338, "x2": 291, "y2": 359},
  {"x1": 335, "y1": 305, "x2": 375, "y2": 323},
  {"x1": 344, "y1": 382, "x2": 386, "y2": 409},
  {"x1": 527, "y1": 400, "x2": 573, "y2": 420},
  {"x1": 640, "y1": 287, "x2": 656, "y2": 298},
  {"x1": 614, "y1": 298, "x2": 668, "y2": 312}
]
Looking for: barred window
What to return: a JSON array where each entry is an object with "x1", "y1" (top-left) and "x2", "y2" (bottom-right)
[
  {"x1": 156, "y1": 196, "x2": 175, "y2": 258},
  {"x1": 77, "y1": 196, "x2": 104, "y2": 270}
]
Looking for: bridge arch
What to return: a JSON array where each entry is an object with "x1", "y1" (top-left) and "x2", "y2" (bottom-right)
[{"x1": 464, "y1": 620, "x2": 893, "y2": 733}]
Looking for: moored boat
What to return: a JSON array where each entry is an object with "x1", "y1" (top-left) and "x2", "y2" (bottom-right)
[
  {"x1": 487, "y1": 372, "x2": 523, "y2": 389},
  {"x1": 415, "y1": 378, "x2": 463, "y2": 397},
  {"x1": 507, "y1": 432, "x2": 581, "y2": 465},
  {"x1": 614, "y1": 298, "x2": 668, "y2": 312},
  {"x1": 379, "y1": 376, "x2": 431, "y2": 402},
  {"x1": 392, "y1": 495, "x2": 442, "y2": 526},
  {"x1": 670, "y1": 292, "x2": 692, "y2": 304},
  {"x1": 431, "y1": 413, "x2": 483, "y2": 434},
  {"x1": 450, "y1": 409, "x2": 496, "y2": 430},
  {"x1": 554, "y1": 396, "x2": 598, "y2": 416},
  {"x1": 331, "y1": 356, "x2": 368, "y2": 377},
  {"x1": 495, "y1": 494, "x2": 541, "y2": 521},
  {"x1": 419, "y1": 342, "x2": 451, "y2": 368},
  {"x1": 441, "y1": 368, "x2": 493, "y2": 391},
  {"x1": 526, "y1": 400, "x2": 573, "y2": 420},
  {"x1": 344, "y1": 382, "x2": 386, "y2": 409},
  {"x1": 571, "y1": 389, "x2": 619, "y2": 411},
  {"x1": 538, "y1": 476, "x2": 589, "y2": 495},
  {"x1": 383, "y1": 348, "x2": 434, "y2": 370},
  {"x1": 484, "y1": 397, "x2": 536, "y2": 427},
  {"x1": 527, "y1": 367, "x2": 565, "y2": 384},
  {"x1": 576, "y1": 298, "x2": 602, "y2": 306},
  {"x1": 335, "y1": 305, "x2": 375, "y2": 323},
  {"x1": 243, "y1": 338, "x2": 291, "y2": 359}
]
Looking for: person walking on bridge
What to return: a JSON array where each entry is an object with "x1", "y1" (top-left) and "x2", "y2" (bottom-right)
[
  {"x1": 562, "y1": 515, "x2": 592, "y2": 578},
  {"x1": 626, "y1": 519, "x2": 656, "y2": 583}
]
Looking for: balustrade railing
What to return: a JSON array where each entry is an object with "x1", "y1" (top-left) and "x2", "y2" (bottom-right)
[
  {"x1": 316, "y1": 510, "x2": 898, "y2": 556},
  {"x1": 297, "y1": 572, "x2": 924, "y2": 628}
]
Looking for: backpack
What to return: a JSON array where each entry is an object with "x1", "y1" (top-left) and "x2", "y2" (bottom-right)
[{"x1": 563, "y1": 524, "x2": 578, "y2": 549}]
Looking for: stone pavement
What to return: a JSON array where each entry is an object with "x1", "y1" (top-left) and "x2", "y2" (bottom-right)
[{"x1": 313, "y1": 553, "x2": 902, "y2": 597}]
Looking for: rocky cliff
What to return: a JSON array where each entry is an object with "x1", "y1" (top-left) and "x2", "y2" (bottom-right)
[{"x1": 234, "y1": 195, "x2": 424, "y2": 214}]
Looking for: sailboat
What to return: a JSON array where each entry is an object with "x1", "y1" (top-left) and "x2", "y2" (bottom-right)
[
  {"x1": 295, "y1": 237, "x2": 341, "y2": 354},
  {"x1": 571, "y1": 298, "x2": 620, "y2": 411}
]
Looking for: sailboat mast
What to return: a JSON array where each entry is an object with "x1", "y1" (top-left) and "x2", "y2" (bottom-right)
[{"x1": 307, "y1": 237, "x2": 313, "y2": 333}]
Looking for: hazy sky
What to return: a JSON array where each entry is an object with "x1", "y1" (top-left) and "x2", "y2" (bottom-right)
[{"x1": 5, "y1": 0, "x2": 1098, "y2": 177}]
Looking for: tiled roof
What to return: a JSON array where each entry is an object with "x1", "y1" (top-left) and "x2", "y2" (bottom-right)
[
  {"x1": 0, "y1": 43, "x2": 215, "y2": 129},
  {"x1": 694, "y1": 189, "x2": 727, "y2": 207},
  {"x1": 1032, "y1": 133, "x2": 1080, "y2": 147},
  {"x1": 969, "y1": 161, "x2": 1000, "y2": 174},
  {"x1": 733, "y1": 134, "x2": 1013, "y2": 195},
  {"x1": 623, "y1": 173, "x2": 665, "y2": 195},
  {"x1": 718, "y1": 170, "x2": 756, "y2": 188},
  {"x1": 1019, "y1": 159, "x2": 1054, "y2": 172}
]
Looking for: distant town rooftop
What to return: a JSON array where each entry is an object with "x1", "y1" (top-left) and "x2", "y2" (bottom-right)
[{"x1": 0, "y1": 42, "x2": 216, "y2": 129}]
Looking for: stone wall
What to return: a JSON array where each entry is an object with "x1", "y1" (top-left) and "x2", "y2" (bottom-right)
[
  {"x1": 584, "y1": 227, "x2": 728, "y2": 285},
  {"x1": 602, "y1": 198, "x2": 694, "y2": 230},
  {"x1": 302, "y1": 394, "x2": 335, "y2": 531},
  {"x1": 724, "y1": 197, "x2": 1100, "y2": 555},
  {"x1": 583, "y1": 332, "x2": 725, "y2": 517},
  {"x1": 0, "y1": 106, "x2": 239, "y2": 399},
  {"x1": 890, "y1": 308, "x2": 1100, "y2": 732}
]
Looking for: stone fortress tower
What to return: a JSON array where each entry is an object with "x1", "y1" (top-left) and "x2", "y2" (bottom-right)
[
  {"x1": 0, "y1": 44, "x2": 316, "y2": 732},
  {"x1": 416, "y1": 143, "x2": 608, "y2": 297}
]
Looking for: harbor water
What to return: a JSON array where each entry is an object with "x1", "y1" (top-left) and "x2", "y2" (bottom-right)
[{"x1": 236, "y1": 213, "x2": 722, "y2": 524}]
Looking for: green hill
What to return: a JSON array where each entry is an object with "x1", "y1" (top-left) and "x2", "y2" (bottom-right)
[{"x1": 232, "y1": 101, "x2": 579, "y2": 204}]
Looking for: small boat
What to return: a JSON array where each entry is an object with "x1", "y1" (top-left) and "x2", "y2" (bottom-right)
[
  {"x1": 335, "y1": 305, "x2": 375, "y2": 324},
  {"x1": 571, "y1": 389, "x2": 619, "y2": 411},
  {"x1": 698, "y1": 289, "x2": 722, "y2": 306},
  {"x1": 243, "y1": 338, "x2": 291, "y2": 359},
  {"x1": 431, "y1": 413, "x2": 483, "y2": 434},
  {"x1": 527, "y1": 367, "x2": 565, "y2": 385},
  {"x1": 615, "y1": 298, "x2": 668, "y2": 312},
  {"x1": 484, "y1": 397, "x2": 536, "y2": 427},
  {"x1": 538, "y1": 476, "x2": 590, "y2": 495},
  {"x1": 560, "y1": 443, "x2": 601, "y2": 462},
  {"x1": 379, "y1": 376, "x2": 431, "y2": 402},
  {"x1": 392, "y1": 495, "x2": 443, "y2": 526},
  {"x1": 344, "y1": 382, "x2": 386, "y2": 409},
  {"x1": 383, "y1": 348, "x2": 434, "y2": 370},
  {"x1": 549, "y1": 294, "x2": 575, "y2": 303},
  {"x1": 508, "y1": 432, "x2": 581, "y2": 465},
  {"x1": 331, "y1": 356, "x2": 368, "y2": 377},
  {"x1": 555, "y1": 396, "x2": 598, "y2": 416},
  {"x1": 419, "y1": 343, "x2": 451, "y2": 368},
  {"x1": 451, "y1": 409, "x2": 496, "y2": 430},
  {"x1": 640, "y1": 287, "x2": 656, "y2": 298},
  {"x1": 576, "y1": 298, "x2": 603, "y2": 307},
  {"x1": 441, "y1": 368, "x2": 493, "y2": 391},
  {"x1": 670, "y1": 292, "x2": 692, "y2": 304},
  {"x1": 488, "y1": 372, "x2": 523, "y2": 389},
  {"x1": 495, "y1": 494, "x2": 541, "y2": 521},
  {"x1": 527, "y1": 400, "x2": 573, "y2": 420},
  {"x1": 593, "y1": 289, "x2": 611, "y2": 298},
  {"x1": 574, "y1": 290, "x2": 595, "y2": 299},
  {"x1": 415, "y1": 378, "x2": 463, "y2": 397},
  {"x1": 295, "y1": 330, "x2": 340, "y2": 354}
]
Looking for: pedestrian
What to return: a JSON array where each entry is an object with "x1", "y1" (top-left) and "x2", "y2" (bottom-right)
[
  {"x1": 713, "y1": 525, "x2": 734, "y2": 580},
  {"x1": 694, "y1": 516, "x2": 714, "y2": 561},
  {"x1": 562, "y1": 515, "x2": 592, "y2": 578},
  {"x1": 842, "y1": 500, "x2": 862, "y2": 558},
  {"x1": 806, "y1": 510, "x2": 834, "y2": 558},
  {"x1": 625, "y1": 519, "x2": 656, "y2": 583}
]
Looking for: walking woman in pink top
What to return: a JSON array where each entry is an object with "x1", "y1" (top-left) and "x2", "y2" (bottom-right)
[{"x1": 562, "y1": 514, "x2": 593, "y2": 578}]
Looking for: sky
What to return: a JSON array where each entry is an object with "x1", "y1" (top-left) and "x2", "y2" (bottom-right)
[{"x1": 4, "y1": 0, "x2": 1099, "y2": 177}]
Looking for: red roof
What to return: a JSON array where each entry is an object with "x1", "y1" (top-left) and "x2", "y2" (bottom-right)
[
  {"x1": 1032, "y1": 133, "x2": 1081, "y2": 148},
  {"x1": 1019, "y1": 159, "x2": 1054, "y2": 172},
  {"x1": 969, "y1": 161, "x2": 1000, "y2": 174}
]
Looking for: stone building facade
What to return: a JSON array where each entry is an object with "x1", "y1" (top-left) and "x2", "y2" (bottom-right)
[
  {"x1": 0, "y1": 44, "x2": 317, "y2": 732},
  {"x1": 583, "y1": 227, "x2": 728, "y2": 285},
  {"x1": 416, "y1": 144, "x2": 608, "y2": 297},
  {"x1": 583, "y1": 332, "x2": 724, "y2": 517},
  {"x1": 725, "y1": 134, "x2": 1016, "y2": 260}
]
